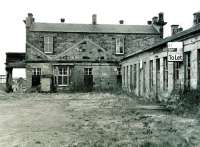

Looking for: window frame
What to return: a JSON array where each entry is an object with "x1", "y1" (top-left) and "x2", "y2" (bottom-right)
[
  {"x1": 44, "y1": 36, "x2": 54, "y2": 54},
  {"x1": 115, "y1": 37, "x2": 124, "y2": 55},
  {"x1": 84, "y1": 68, "x2": 92, "y2": 75},
  {"x1": 54, "y1": 66, "x2": 71, "y2": 86}
]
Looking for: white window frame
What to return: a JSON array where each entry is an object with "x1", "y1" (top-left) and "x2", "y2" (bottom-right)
[
  {"x1": 116, "y1": 37, "x2": 124, "y2": 54},
  {"x1": 32, "y1": 68, "x2": 41, "y2": 76},
  {"x1": 44, "y1": 36, "x2": 53, "y2": 54},
  {"x1": 84, "y1": 68, "x2": 92, "y2": 75},
  {"x1": 54, "y1": 66, "x2": 71, "y2": 86}
]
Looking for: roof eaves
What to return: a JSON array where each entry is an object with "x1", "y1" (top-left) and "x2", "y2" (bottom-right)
[{"x1": 122, "y1": 24, "x2": 200, "y2": 61}]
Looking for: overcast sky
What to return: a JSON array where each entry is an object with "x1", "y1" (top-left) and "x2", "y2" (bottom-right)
[{"x1": 0, "y1": 0, "x2": 199, "y2": 77}]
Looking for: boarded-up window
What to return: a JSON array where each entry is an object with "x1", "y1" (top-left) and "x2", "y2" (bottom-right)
[
  {"x1": 116, "y1": 37, "x2": 124, "y2": 54},
  {"x1": 44, "y1": 36, "x2": 53, "y2": 53}
]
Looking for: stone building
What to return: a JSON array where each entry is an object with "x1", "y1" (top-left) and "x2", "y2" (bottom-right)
[
  {"x1": 5, "y1": 12, "x2": 165, "y2": 92},
  {"x1": 121, "y1": 12, "x2": 200, "y2": 99}
]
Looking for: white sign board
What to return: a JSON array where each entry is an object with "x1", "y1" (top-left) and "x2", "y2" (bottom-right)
[{"x1": 167, "y1": 42, "x2": 183, "y2": 62}]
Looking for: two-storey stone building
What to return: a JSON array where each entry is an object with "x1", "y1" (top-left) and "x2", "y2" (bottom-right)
[{"x1": 5, "y1": 12, "x2": 164, "y2": 92}]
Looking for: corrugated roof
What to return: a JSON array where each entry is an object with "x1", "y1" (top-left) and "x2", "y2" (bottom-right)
[
  {"x1": 30, "y1": 23, "x2": 160, "y2": 34},
  {"x1": 123, "y1": 23, "x2": 200, "y2": 60}
]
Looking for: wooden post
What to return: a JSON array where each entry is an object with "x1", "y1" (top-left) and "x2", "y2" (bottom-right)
[{"x1": 6, "y1": 67, "x2": 13, "y2": 92}]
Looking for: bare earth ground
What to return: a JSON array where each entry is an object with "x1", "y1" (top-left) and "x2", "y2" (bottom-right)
[{"x1": 0, "y1": 91, "x2": 200, "y2": 147}]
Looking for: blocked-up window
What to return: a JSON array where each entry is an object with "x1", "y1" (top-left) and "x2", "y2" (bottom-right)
[
  {"x1": 149, "y1": 60, "x2": 153, "y2": 91},
  {"x1": 84, "y1": 68, "x2": 92, "y2": 75},
  {"x1": 163, "y1": 57, "x2": 168, "y2": 91},
  {"x1": 54, "y1": 66, "x2": 71, "y2": 86},
  {"x1": 44, "y1": 36, "x2": 53, "y2": 53},
  {"x1": 116, "y1": 37, "x2": 124, "y2": 54}
]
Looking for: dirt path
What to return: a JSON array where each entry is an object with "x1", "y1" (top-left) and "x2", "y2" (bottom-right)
[{"x1": 0, "y1": 92, "x2": 200, "y2": 147}]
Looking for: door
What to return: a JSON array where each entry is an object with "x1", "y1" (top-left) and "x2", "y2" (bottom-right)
[
  {"x1": 156, "y1": 59, "x2": 160, "y2": 96},
  {"x1": 84, "y1": 68, "x2": 93, "y2": 92},
  {"x1": 32, "y1": 68, "x2": 41, "y2": 87}
]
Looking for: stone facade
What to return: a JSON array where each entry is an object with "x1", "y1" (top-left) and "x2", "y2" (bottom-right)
[
  {"x1": 24, "y1": 13, "x2": 162, "y2": 92},
  {"x1": 121, "y1": 21, "x2": 200, "y2": 100}
]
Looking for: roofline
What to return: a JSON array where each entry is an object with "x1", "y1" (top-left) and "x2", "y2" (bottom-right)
[
  {"x1": 29, "y1": 30, "x2": 160, "y2": 35},
  {"x1": 122, "y1": 24, "x2": 200, "y2": 61},
  {"x1": 29, "y1": 22, "x2": 160, "y2": 34}
]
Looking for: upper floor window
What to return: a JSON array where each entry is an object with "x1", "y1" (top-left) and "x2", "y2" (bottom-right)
[
  {"x1": 44, "y1": 36, "x2": 53, "y2": 53},
  {"x1": 116, "y1": 37, "x2": 124, "y2": 54}
]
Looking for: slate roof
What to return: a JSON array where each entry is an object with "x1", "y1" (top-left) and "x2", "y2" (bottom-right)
[
  {"x1": 30, "y1": 23, "x2": 160, "y2": 34},
  {"x1": 123, "y1": 23, "x2": 200, "y2": 60}
]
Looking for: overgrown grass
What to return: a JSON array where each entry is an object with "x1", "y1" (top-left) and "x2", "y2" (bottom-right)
[{"x1": 165, "y1": 89, "x2": 200, "y2": 116}]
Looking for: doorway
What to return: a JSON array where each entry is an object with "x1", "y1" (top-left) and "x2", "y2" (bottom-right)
[{"x1": 84, "y1": 68, "x2": 93, "y2": 92}]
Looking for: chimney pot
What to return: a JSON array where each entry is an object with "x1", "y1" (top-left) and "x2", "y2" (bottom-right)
[
  {"x1": 193, "y1": 11, "x2": 200, "y2": 25},
  {"x1": 158, "y1": 12, "x2": 164, "y2": 22},
  {"x1": 60, "y1": 18, "x2": 65, "y2": 23},
  {"x1": 152, "y1": 16, "x2": 158, "y2": 24},
  {"x1": 119, "y1": 20, "x2": 124, "y2": 24},
  {"x1": 171, "y1": 24, "x2": 179, "y2": 35},
  {"x1": 92, "y1": 14, "x2": 97, "y2": 25},
  {"x1": 147, "y1": 20, "x2": 152, "y2": 25},
  {"x1": 28, "y1": 13, "x2": 33, "y2": 17}
]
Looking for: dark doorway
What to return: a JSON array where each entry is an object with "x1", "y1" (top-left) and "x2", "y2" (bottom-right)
[
  {"x1": 156, "y1": 59, "x2": 160, "y2": 96},
  {"x1": 84, "y1": 68, "x2": 93, "y2": 92},
  {"x1": 32, "y1": 68, "x2": 41, "y2": 87},
  {"x1": 117, "y1": 67, "x2": 122, "y2": 87},
  {"x1": 32, "y1": 75, "x2": 41, "y2": 86}
]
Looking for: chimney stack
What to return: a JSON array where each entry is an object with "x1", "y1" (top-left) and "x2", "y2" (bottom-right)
[
  {"x1": 119, "y1": 20, "x2": 124, "y2": 24},
  {"x1": 193, "y1": 11, "x2": 200, "y2": 25},
  {"x1": 92, "y1": 14, "x2": 97, "y2": 25},
  {"x1": 25, "y1": 13, "x2": 34, "y2": 28},
  {"x1": 60, "y1": 18, "x2": 65, "y2": 23},
  {"x1": 151, "y1": 12, "x2": 167, "y2": 38}
]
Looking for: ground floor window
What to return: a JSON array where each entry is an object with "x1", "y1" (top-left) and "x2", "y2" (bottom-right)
[
  {"x1": 84, "y1": 68, "x2": 92, "y2": 75},
  {"x1": 54, "y1": 66, "x2": 71, "y2": 86}
]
